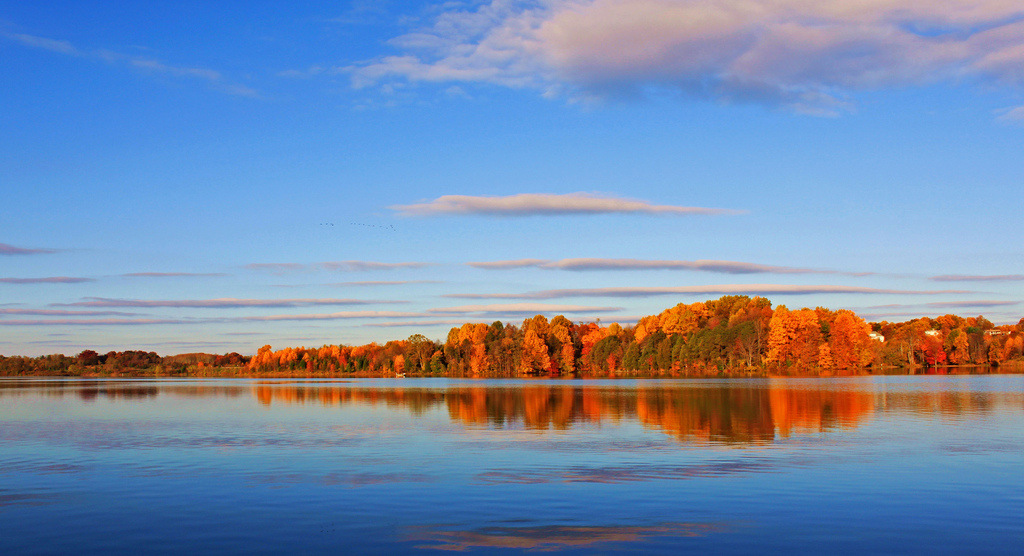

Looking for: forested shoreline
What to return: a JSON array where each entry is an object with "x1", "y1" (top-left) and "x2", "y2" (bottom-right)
[{"x1": 3, "y1": 296, "x2": 1023, "y2": 377}]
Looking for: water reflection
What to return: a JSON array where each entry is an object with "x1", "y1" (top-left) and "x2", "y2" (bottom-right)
[
  {"x1": 637, "y1": 387, "x2": 778, "y2": 443},
  {"x1": 254, "y1": 383, "x2": 443, "y2": 415},
  {"x1": 408, "y1": 522, "x2": 722, "y2": 551},
  {"x1": 0, "y1": 379, "x2": 244, "y2": 401},
  {"x1": 767, "y1": 383, "x2": 875, "y2": 437},
  {"x1": 443, "y1": 386, "x2": 624, "y2": 430},
  {"x1": 3, "y1": 378, "x2": 1021, "y2": 446},
  {"x1": 878, "y1": 390, "x2": 999, "y2": 417},
  {"x1": 0, "y1": 491, "x2": 59, "y2": 508},
  {"x1": 476, "y1": 458, "x2": 778, "y2": 484},
  {"x1": 78, "y1": 386, "x2": 159, "y2": 401},
  {"x1": 251, "y1": 382, "x2": 880, "y2": 444}
]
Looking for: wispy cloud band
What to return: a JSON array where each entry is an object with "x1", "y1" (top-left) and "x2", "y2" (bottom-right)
[
  {"x1": 469, "y1": 258, "x2": 870, "y2": 275},
  {"x1": 122, "y1": 272, "x2": 230, "y2": 278},
  {"x1": 0, "y1": 319, "x2": 189, "y2": 326},
  {"x1": 320, "y1": 261, "x2": 434, "y2": 272},
  {"x1": 241, "y1": 311, "x2": 423, "y2": 322},
  {"x1": 0, "y1": 309, "x2": 138, "y2": 317},
  {"x1": 0, "y1": 277, "x2": 95, "y2": 284},
  {"x1": 2, "y1": 31, "x2": 256, "y2": 96},
  {"x1": 930, "y1": 274, "x2": 1024, "y2": 282},
  {"x1": 245, "y1": 263, "x2": 307, "y2": 273},
  {"x1": 363, "y1": 319, "x2": 480, "y2": 328},
  {"x1": 331, "y1": 280, "x2": 443, "y2": 286},
  {"x1": 0, "y1": 242, "x2": 58, "y2": 256},
  {"x1": 391, "y1": 193, "x2": 741, "y2": 217},
  {"x1": 469, "y1": 259, "x2": 552, "y2": 270},
  {"x1": 429, "y1": 303, "x2": 623, "y2": 316},
  {"x1": 55, "y1": 298, "x2": 404, "y2": 309},
  {"x1": 246, "y1": 261, "x2": 433, "y2": 273},
  {"x1": 446, "y1": 284, "x2": 971, "y2": 300},
  {"x1": 926, "y1": 300, "x2": 1020, "y2": 308}
]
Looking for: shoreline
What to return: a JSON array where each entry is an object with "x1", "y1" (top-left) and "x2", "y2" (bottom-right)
[{"x1": 3, "y1": 364, "x2": 1020, "y2": 380}]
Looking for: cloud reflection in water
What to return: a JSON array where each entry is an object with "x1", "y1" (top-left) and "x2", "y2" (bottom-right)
[
  {"x1": 476, "y1": 458, "x2": 778, "y2": 485},
  {"x1": 408, "y1": 522, "x2": 724, "y2": 551}
]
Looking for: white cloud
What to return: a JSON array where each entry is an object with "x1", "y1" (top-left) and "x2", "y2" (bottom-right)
[
  {"x1": 391, "y1": 193, "x2": 740, "y2": 216},
  {"x1": 348, "y1": 0, "x2": 1024, "y2": 114}
]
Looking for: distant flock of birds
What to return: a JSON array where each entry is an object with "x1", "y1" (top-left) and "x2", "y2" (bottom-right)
[{"x1": 319, "y1": 223, "x2": 396, "y2": 232}]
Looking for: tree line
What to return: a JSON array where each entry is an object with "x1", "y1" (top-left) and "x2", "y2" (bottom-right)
[
  {"x1": 244, "y1": 296, "x2": 1024, "y2": 377},
  {"x1": 0, "y1": 350, "x2": 249, "y2": 376},
  {"x1": 3, "y1": 295, "x2": 1022, "y2": 377}
]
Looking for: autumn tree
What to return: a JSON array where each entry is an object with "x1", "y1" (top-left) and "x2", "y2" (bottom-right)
[
  {"x1": 519, "y1": 328, "x2": 551, "y2": 374},
  {"x1": 548, "y1": 315, "x2": 577, "y2": 374},
  {"x1": 766, "y1": 306, "x2": 823, "y2": 369},
  {"x1": 826, "y1": 310, "x2": 875, "y2": 369}
]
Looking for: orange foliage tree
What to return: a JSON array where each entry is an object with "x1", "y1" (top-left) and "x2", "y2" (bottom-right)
[{"x1": 766, "y1": 306, "x2": 823, "y2": 369}]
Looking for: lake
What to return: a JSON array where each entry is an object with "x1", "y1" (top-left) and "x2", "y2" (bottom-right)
[{"x1": 1, "y1": 376, "x2": 1022, "y2": 554}]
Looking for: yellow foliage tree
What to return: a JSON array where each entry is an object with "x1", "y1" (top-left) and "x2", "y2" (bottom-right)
[
  {"x1": 550, "y1": 320, "x2": 575, "y2": 374},
  {"x1": 519, "y1": 328, "x2": 551, "y2": 374},
  {"x1": 633, "y1": 315, "x2": 659, "y2": 344}
]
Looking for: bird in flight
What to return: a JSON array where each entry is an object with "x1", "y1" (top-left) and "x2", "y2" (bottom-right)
[{"x1": 350, "y1": 223, "x2": 396, "y2": 231}]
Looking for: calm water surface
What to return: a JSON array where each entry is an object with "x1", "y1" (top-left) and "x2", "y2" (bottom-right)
[{"x1": 1, "y1": 376, "x2": 1022, "y2": 554}]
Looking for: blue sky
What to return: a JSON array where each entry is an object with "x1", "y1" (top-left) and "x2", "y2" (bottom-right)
[{"x1": 2, "y1": 0, "x2": 1023, "y2": 356}]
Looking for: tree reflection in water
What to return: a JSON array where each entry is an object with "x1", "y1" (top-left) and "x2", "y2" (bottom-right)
[
  {"x1": 1, "y1": 378, "x2": 1010, "y2": 446},
  {"x1": 250, "y1": 381, "x2": 886, "y2": 444}
]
